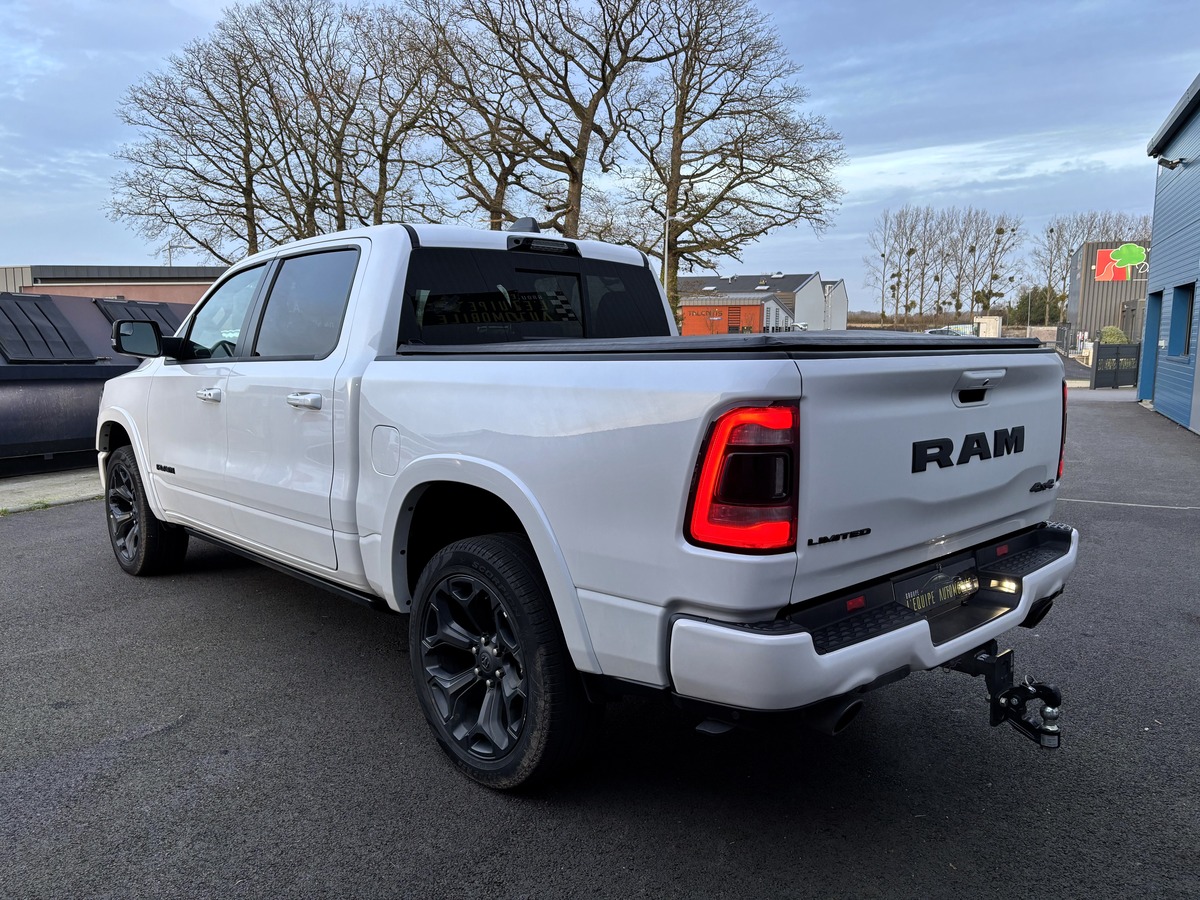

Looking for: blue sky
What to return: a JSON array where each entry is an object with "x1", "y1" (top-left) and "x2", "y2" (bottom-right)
[{"x1": 1, "y1": 0, "x2": 1197, "y2": 308}]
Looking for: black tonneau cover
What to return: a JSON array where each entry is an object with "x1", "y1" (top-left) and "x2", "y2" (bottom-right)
[{"x1": 395, "y1": 330, "x2": 1045, "y2": 358}]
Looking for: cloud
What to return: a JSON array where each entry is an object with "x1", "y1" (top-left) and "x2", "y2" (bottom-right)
[
  {"x1": 0, "y1": 12, "x2": 61, "y2": 100},
  {"x1": 165, "y1": 0, "x2": 227, "y2": 20},
  {"x1": 840, "y1": 132, "x2": 1149, "y2": 206},
  {"x1": 0, "y1": 147, "x2": 114, "y2": 192}
]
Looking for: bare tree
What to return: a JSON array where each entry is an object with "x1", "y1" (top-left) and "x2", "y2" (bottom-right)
[
  {"x1": 620, "y1": 0, "x2": 843, "y2": 308},
  {"x1": 458, "y1": 0, "x2": 672, "y2": 237},
  {"x1": 344, "y1": 2, "x2": 443, "y2": 226},
  {"x1": 928, "y1": 207, "x2": 957, "y2": 322},
  {"x1": 1028, "y1": 221, "x2": 1073, "y2": 327},
  {"x1": 871, "y1": 204, "x2": 922, "y2": 324},
  {"x1": 417, "y1": 0, "x2": 554, "y2": 229},
  {"x1": 110, "y1": 17, "x2": 278, "y2": 263},
  {"x1": 226, "y1": 0, "x2": 364, "y2": 240},
  {"x1": 112, "y1": 0, "x2": 844, "y2": 280},
  {"x1": 976, "y1": 213, "x2": 1023, "y2": 315},
  {"x1": 944, "y1": 207, "x2": 997, "y2": 320},
  {"x1": 111, "y1": 0, "x2": 447, "y2": 261},
  {"x1": 866, "y1": 205, "x2": 1025, "y2": 325},
  {"x1": 864, "y1": 209, "x2": 899, "y2": 325},
  {"x1": 904, "y1": 205, "x2": 941, "y2": 321}
]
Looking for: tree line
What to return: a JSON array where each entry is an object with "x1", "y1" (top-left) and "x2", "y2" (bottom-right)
[
  {"x1": 109, "y1": 0, "x2": 844, "y2": 307},
  {"x1": 864, "y1": 206, "x2": 1153, "y2": 326}
]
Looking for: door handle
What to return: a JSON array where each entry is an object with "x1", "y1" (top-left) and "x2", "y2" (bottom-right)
[
  {"x1": 286, "y1": 391, "x2": 323, "y2": 410},
  {"x1": 195, "y1": 388, "x2": 223, "y2": 402}
]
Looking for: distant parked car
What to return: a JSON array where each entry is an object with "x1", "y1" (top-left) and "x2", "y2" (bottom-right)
[{"x1": 926, "y1": 325, "x2": 977, "y2": 336}]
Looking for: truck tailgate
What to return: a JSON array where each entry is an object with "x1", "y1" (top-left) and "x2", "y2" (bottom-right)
[{"x1": 791, "y1": 350, "x2": 1064, "y2": 604}]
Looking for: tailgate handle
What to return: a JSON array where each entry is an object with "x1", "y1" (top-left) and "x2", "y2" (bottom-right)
[{"x1": 954, "y1": 369, "x2": 1005, "y2": 405}]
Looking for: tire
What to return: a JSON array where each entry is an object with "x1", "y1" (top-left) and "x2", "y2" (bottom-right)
[
  {"x1": 409, "y1": 533, "x2": 598, "y2": 789},
  {"x1": 104, "y1": 445, "x2": 189, "y2": 576}
]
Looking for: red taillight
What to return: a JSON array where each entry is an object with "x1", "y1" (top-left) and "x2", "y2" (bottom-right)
[
  {"x1": 1058, "y1": 380, "x2": 1067, "y2": 480},
  {"x1": 686, "y1": 404, "x2": 798, "y2": 552}
]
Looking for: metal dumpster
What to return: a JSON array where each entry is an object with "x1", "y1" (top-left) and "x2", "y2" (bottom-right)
[{"x1": 0, "y1": 292, "x2": 192, "y2": 472}]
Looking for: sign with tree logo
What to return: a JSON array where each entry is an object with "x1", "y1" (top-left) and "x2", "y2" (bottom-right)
[{"x1": 1095, "y1": 243, "x2": 1148, "y2": 281}]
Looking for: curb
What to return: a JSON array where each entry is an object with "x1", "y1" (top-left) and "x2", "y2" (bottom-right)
[
  {"x1": 0, "y1": 493, "x2": 104, "y2": 516},
  {"x1": 0, "y1": 471, "x2": 104, "y2": 517}
]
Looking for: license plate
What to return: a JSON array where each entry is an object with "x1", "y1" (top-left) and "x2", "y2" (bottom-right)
[{"x1": 894, "y1": 563, "x2": 979, "y2": 616}]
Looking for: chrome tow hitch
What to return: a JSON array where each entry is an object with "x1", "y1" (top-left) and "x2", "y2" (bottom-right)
[{"x1": 947, "y1": 640, "x2": 1062, "y2": 749}]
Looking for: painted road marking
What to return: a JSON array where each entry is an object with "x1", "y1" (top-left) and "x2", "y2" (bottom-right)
[{"x1": 1058, "y1": 498, "x2": 1200, "y2": 511}]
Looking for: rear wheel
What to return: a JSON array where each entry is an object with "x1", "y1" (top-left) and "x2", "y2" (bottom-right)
[
  {"x1": 409, "y1": 533, "x2": 597, "y2": 789},
  {"x1": 105, "y1": 445, "x2": 189, "y2": 575}
]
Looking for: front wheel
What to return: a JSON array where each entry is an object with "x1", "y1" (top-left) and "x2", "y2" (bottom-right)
[
  {"x1": 409, "y1": 534, "x2": 598, "y2": 789},
  {"x1": 105, "y1": 445, "x2": 189, "y2": 575}
]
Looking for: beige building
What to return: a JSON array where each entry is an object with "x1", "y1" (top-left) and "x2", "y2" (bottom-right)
[{"x1": 0, "y1": 264, "x2": 226, "y2": 306}]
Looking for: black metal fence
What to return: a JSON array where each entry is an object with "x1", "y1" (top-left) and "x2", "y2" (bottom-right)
[
  {"x1": 1056, "y1": 323, "x2": 1073, "y2": 354},
  {"x1": 1091, "y1": 342, "x2": 1140, "y2": 389}
]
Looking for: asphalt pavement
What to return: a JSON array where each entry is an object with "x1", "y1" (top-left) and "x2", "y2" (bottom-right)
[{"x1": 1, "y1": 389, "x2": 1197, "y2": 899}]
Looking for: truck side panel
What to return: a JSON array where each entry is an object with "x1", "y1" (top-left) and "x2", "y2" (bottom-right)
[{"x1": 357, "y1": 357, "x2": 806, "y2": 677}]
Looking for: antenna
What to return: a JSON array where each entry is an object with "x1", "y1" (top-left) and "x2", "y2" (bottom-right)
[{"x1": 508, "y1": 217, "x2": 541, "y2": 233}]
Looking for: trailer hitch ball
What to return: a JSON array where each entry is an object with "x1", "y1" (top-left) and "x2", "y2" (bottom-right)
[{"x1": 1039, "y1": 705, "x2": 1061, "y2": 749}]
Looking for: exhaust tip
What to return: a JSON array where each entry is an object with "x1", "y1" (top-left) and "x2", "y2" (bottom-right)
[
  {"x1": 831, "y1": 698, "x2": 864, "y2": 734},
  {"x1": 803, "y1": 696, "x2": 864, "y2": 736}
]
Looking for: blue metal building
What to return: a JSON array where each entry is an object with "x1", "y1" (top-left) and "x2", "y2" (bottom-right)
[{"x1": 1139, "y1": 73, "x2": 1200, "y2": 434}]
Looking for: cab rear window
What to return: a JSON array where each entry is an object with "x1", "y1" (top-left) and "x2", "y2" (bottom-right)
[{"x1": 398, "y1": 247, "x2": 669, "y2": 345}]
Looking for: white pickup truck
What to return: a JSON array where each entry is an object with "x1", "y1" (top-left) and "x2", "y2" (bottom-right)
[{"x1": 98, "y1": 223, "x2": 1077, "y2": 787}]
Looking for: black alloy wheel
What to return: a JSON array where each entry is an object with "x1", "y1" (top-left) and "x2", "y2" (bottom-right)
[
  {"x1": 409, "y1": 534, "x2": 598, "y2": 788},
  {"x1": 106, "y1": 453, "x2": 142, "y2": 569},
  {"x1": 418, "y1": 569, "x2": 529, "y2": 760},
  {"x1": 104, "y1": 445, "x2": 189, "y2": 576}
]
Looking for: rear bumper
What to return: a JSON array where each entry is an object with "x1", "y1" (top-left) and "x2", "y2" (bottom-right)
[{"x1": 669, "y1": 524, "x2": 1078, "y2": 710}]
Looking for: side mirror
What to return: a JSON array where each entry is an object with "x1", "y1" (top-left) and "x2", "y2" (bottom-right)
[{"x1": 112, "y1": 320, "x2": 164, "y2": 358}]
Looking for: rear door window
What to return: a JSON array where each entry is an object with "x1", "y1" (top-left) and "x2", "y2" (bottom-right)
[
  {"x1": 252, "y1": 248, "x2": 359, "y2": 359},
  {"x1": 399, "y1": 248, "x2": 668, "y2": 345}
]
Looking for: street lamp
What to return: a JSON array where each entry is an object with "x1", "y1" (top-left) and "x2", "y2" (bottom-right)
[{"x1": 163, "y1": 242, "x2": 191, "y2": 267}]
